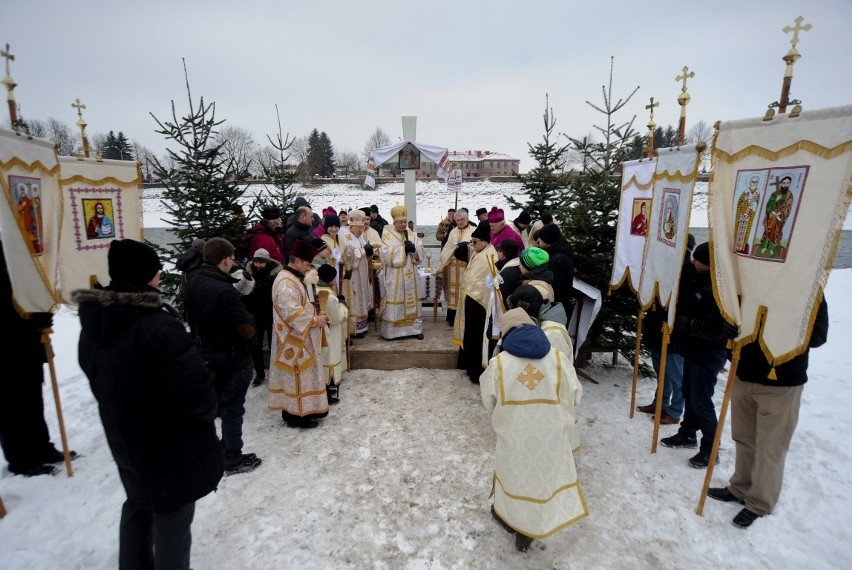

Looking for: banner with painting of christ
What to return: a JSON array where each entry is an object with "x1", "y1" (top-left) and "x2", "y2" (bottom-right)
[
  {"x1": 637, "y1": 145, "x2": 702, "y2": 326},
  {"x1": 365, "y1": 141, "x2": 450, "y2": 188},
  {"x1": 57, "y1": 156, "x2": 143, "y2": 297},
  {"x1": 610, "y1": 157, "x2": 656, "y2": 294},
  {"x1": 708, "y1": 105, "x2": 852, "y2": 365},
  {"x1": 0, "y1": 128, "x2": 63, "y2": 313}
]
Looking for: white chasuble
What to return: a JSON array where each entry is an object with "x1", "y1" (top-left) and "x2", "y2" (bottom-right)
[
  {"x1": 436, "y1": 223, "x2": 474, "y2": 310},
  {"x1": 610, "y1": 158, "x2": 656, "y2": 294},
  {"x1": 709, "y1": 105, "x2": 852, "y2": 365},
  {"x1": 378, "y1": 226, "x2": 423, "y2": 339},
  {"x1": 342, "y1": 231, "x2": 372, "y2": 333},
  {"x1": 481, "y1": 348, "x2": 588, "y2": 539},
  {"x1": 269, "y1": 269, "x2": 327, "y2": 417}
]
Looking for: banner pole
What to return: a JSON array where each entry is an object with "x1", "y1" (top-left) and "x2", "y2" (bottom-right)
[
  {"x1": 629, "y1": 310, "x2": 644, "y2": 418},
  {"x1": 42, "y1": 328, "x2": 73, "y2": 477},
  {"x1": 650, "y1": 323, "x2": 670, "y2": 453}
]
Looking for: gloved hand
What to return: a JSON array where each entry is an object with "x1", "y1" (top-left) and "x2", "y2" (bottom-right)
[
  {"x1": 404, "y1": 241, "x2": 416, "y2": 254},
  {"x1": 722, "y1": 320, "x2": 739, "y2": 338},
  {"x1": 363, "y1": 244, "x2": 374, "y2": 257},
  {"x1": 343, "y1": 270, "x2": 353, "y2": 280},
  {"x1": 337, "y1": 295, "x2": 346, "y2": 304},
  {"x1": 29, "y1": 312, "x2": 54, "y2": 330}
]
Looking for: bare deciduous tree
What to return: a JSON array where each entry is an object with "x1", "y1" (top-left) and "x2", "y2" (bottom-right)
[
  {"x1": 133, "y1": 141, "x2": 157, "y2": 181},
  {"x1": 363, "y1": 126, "x2": 391, "y2": 161},
  {"x1": 687, "y1": 119, "x2": 713, "y2": 145},
  {"x1": 45, "y1": 117, "x2": 80, "y2": 156},
  {"x1": 251, "y1": 145, "x2": 279, "y2": 178},
  {"x1": 213, "y1": 125, "x2": 255, "y2": 174},
  {"x1": 335, "y1": 149, "x2": 361, "y2": 176},
  {"x1": 289, "y1": 136, "x2": 309, "y2": 166}
]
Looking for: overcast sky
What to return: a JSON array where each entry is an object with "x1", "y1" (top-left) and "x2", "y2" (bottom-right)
[{"x1": 2, "y1": 1, "x2": 850, "y2": 171}]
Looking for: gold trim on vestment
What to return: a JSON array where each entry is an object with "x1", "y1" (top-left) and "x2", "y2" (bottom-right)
[
  {"x1": 492, "y1": 474, "x2": 589, "y2": 539},
  {"x1": 496, "y1": 352, "x2": 563, "y2": 406}
]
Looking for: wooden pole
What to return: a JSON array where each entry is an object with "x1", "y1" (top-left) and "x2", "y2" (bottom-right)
[
  {"x1": 42, "y1": 329, "x2": 73, "y2": 477},
  {"x1": 697, "y1": 345, "x2": 741, "y2": 515},
  {"x1": 628, "y1": 310, "x2": 644, "y2": 418},
  {"x1": 650, "y1": 323, "x2": 671, "y2": 454}
]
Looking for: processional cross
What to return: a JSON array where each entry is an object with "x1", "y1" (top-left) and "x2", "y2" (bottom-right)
[
  {"x1": 645, "y1": 97, "x2": 659, "y2": 158},
  {"x1": 675, "y1": 66, "x2": 695, "y2": 145},
  {"x1": 72, "y1": 98, "x2": 91, "y2": 158},
  {"x1": 1, "y1": 43, "x2": 19, "y2": 131}
]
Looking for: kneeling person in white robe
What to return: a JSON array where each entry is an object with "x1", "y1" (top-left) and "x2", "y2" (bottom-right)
[{"x1": 481, "y1": 308, "x2": 587, "y2": 552}]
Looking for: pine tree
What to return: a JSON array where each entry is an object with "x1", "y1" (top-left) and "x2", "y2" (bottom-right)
[
  {"x1": 506, "y1": 94, "x2": 570, "y2": 220},
  {"x1": 553, "y1": 57, "x2": 641, "y2": 364},
  {"x1": 318, "y1": 131, "x2": 335, "y2": 177},
  {"x1": 306, "y1": 129, "x2": 322, "y2": 179},
  {"x1": 257, "y1": 104, "x2": 301, "y2": 220},
  {"x1": 148, "y1": 60, "x2": 250, "y2": 303},
  {"x1": 116, "y1": 131, "x2": 134, "y2": 160},
  {"x1": 102, "y1": 131, "x2": 119, "y2": 159}
]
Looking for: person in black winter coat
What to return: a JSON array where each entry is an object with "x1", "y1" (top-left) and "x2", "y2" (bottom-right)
[
  {"x1": 185, "y1": 237, "x2": 261, "y2": 476},
  {"x1": 661, "y1": 242, "x2": 734, "y2": 469},
  {"x1": 175, "y1": 238, "x2": 206, "y2": 336},
  {"x1": 708, "y1": 297, "x2": 828, "y2": 529},
  {"x1": 0, "y1": 242, "x2": 74, "y2": 477},
  {"x1": 537, "y1": 224, "x2": 575, "y2": 309},
  {"x1": 242, "y1": 248, "x2": 281, "y2": 387},
  {"x1": 72, "y1": 239, "x2": 223, "y2": 569},
  {"x1": 283, "y1": 206, "x2": 314, "y2": 264}
]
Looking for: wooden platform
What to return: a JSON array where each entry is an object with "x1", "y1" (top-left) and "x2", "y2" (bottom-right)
[{"x1": 349, "y1": 308, "x2": 458, "y2": 370}]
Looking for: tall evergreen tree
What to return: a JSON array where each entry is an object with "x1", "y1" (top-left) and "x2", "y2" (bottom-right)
[
  {"x1": 102, "y1": 131, "x2": 119, "y2": 159},
  {"x1": 506, "y1": 94, "x2": 570, "y2": 220},
  {"x1": 318, "y1": 131, "x2": 335, "y2": 177},
  {"x1": 148, "y1": 61, "x2": 250, "y2": 303},
  {"x1": 306, "y1": 128, "x2": 322, "y2": 178},
  {"x1": 258, "y1": 104, "x2": 301, "y2": 220},
  {"x1": 115, "y1": 131, "x2": 134, "y2": 160},
  {"x1": 552, "y1": 57, "x2": 641, "y2": 364}
]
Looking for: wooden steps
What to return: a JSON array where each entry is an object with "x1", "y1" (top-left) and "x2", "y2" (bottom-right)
[{"x1": 348, "y1": 311, "x2": 458, "y2": 370}]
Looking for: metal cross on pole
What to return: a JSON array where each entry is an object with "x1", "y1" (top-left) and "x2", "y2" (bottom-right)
[
  {"x1": 675, "y1": 66, "x2": 695, "y2": 145},
  {"x1": 772, "y1": 15, "x2": 812, "y2": 115},
  {"x1": 645, "y1": 96, "x2": 659, "y2": 158},
  {"x1": 71, "y1": 98, "x2": 91, "y2": 158},
  {"x1": 1, "y1": 43, "x2": 19, "y2": 131}
]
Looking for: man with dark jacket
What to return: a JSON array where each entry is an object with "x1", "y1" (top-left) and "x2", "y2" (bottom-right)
[
  {"x1": 185, "y1": 237, "x2": 261, "y2": 476},
  {"x1": 285, "y1": 196, "x2": 321, "y2": 231},
  {"x1": 283, "y1": 205, "x2": 314, "y2": 264},
  {"x1": 72, "y1": 239, "x2": 223, "y2": 569},
  {"x1": 708, "y1": 297, "x2": 828, "y2": 529},
  {"x1": 369, "y1": 204, "x2": 389, "y2": 235},
  {"x1": 537, "y1": 224, "x2": 574, "y2": 309},
  {"x1": 661, "y1": 242, "x2": 732, "y2": 468}
]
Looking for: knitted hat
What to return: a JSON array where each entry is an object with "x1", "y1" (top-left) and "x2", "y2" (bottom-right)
[
  {"x1": 538, "y1": 223, "x2": 561, "y2": 245},
  {"x1": 252, "y1": 248, "x2": 272, "y2": 262},
  {"x1": 487, "y1": 206, "x2": 505, "y2": 224},
  {"x1": 261, "y1": 207, "x2": 281, "y2": 221},
  {"x1": 471, "y1": 221, "x2": 491, "y2": 242},
  {"x1": 475, "y1": 208, "x2": 488, "y2": 217},
  {"x1": 508, "y1": 285, "x2": 543, "y2": 319},
  {"x1": 322, "y1": 206, "x2": 336, "y2": 217},
  {"x1": 348, "y1": 209, "x2": 366, "y2": 224},
  {"x1": 317, "y1": 263, "x2": 337, "y2": 285},
  {"x1": 520, "y1": 247, "x2": 549, "y2": 270},
  {"x1": 290, "y1": 239, "x2": 319, "y2": 262},
  {"x1": 370, "y1": 204, "x2": 380, "y2": 214},
  {"x1": 360, "y1": 207, "x2": 373, "y2": 217},
  {"x1": 293, "y1": 196, "x2": 311, "y2": 209},
  {"x1": 203, "y1": 237, "x2": 235, "y2": 265},
  {"x1": 514, "y1": 211, "x2": 531, "y2": 226},
  {"x1": 324, "y1": 214, "x2": 341, "y2": 229},
  {"x1": 108, "y1": 239, "x2": 162, "y2": 286},
  {"x1": 390, "y1": 205, "x2": 407, "y2": 222},
  {"x1": 693, "y1": 242, "x2": 710, "y2": 265},
  {"x1": 496, "y1": 239, "x2": 519, "y2": 259},
  {"x1": 500, "y1": 307, "x2": 534, "y2": 335}
]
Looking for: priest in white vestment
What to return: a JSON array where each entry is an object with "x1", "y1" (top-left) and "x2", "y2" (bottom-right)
[
  {"x1": 435, "y1": 207, "x2": 475, "y2": 325},
  {"x1": 341, "y1": 209, "x2": 373, "y2": 337},
  {"x1": 481, "y1": 308, "x2": 588, "y2": 552},
  {"x1": 269, "y1": 240, "x2": 329, "y2": 429},
  {"x1": 378, "y1": 205, "x2": 424, "y2": 340}
]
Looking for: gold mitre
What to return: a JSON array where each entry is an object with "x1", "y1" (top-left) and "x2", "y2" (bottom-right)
[{"x1": 391, "y1": 204, "x2": 407, "y2": 222}]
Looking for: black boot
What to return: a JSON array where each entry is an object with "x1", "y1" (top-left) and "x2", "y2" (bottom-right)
[{"x1": 327, "y1": 385, "x2": 340, "y2": 405}]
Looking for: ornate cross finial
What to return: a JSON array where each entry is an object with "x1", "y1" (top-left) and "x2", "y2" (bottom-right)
[
  {"x1": 784, "y1": 16, "x2": 811, "y2": 49},
  {"x1": 645, "y1": 97, "x2": 659, "y2": 124},
  {"x1": 71, "y1": 98, "x2": 86, "y2": 119},
  {"x1": 676, "y1": 66, "x2": 695, "y2": 93},
  {"x1": 1, "y1": 43, "x2": 13, "y2": 77}
]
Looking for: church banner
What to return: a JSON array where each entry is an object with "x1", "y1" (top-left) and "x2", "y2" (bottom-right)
[
  {"x1": 637, "y1": 145, "x2": 702, "y2": 326},
  {"x1": 708, "y1": 105, "x2": 852, "y2": 364},
  {"x1": 365, "y1": 141, "x2": 450, "y2": 188},
  {"x1": 610, "y1": 158, "x2": 656, "y2": 294},
  {"x1": 57, "y1": 156, "x2": 143, "y2": 297},
  {"x1": 0, "y1": 129, "x2": 63, "y2": 313}
]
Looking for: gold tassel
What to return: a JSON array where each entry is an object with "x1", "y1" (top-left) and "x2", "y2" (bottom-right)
[{"x1": 768, "y1": 367, "x2": 778, "y2": 380}]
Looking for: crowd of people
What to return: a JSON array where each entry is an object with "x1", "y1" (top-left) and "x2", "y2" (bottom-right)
[{"x1": 0, "y1": 197, "x2": 830, "y2": 564}]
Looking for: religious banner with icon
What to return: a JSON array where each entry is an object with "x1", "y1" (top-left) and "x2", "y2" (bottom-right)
[
  {"x1": 398, "y1": 143, "x2": 421, "y2": 170},
  {"x1": 447, "y1": 165, "x2": 462, "y2": 194},
  {"x1": 0, "y1": 128, "x2": 63, "y2": 313},
  {"x1": 610, "y1": 158, "x2": 656, "y2": 294},
  {"x1": 637, "y1": 145, "x2": 702, "y2": 326},
  {"x1": 708, "y1": 105, "x2": 852, "y2": 365},
  {"x1": 57, "y1": 155, "x2": 143, "y2": 297}
]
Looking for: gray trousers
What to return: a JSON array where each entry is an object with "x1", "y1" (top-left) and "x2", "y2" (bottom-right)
[{"x1": 728, "y1": 378, "x2": 803, "y2": 516}]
